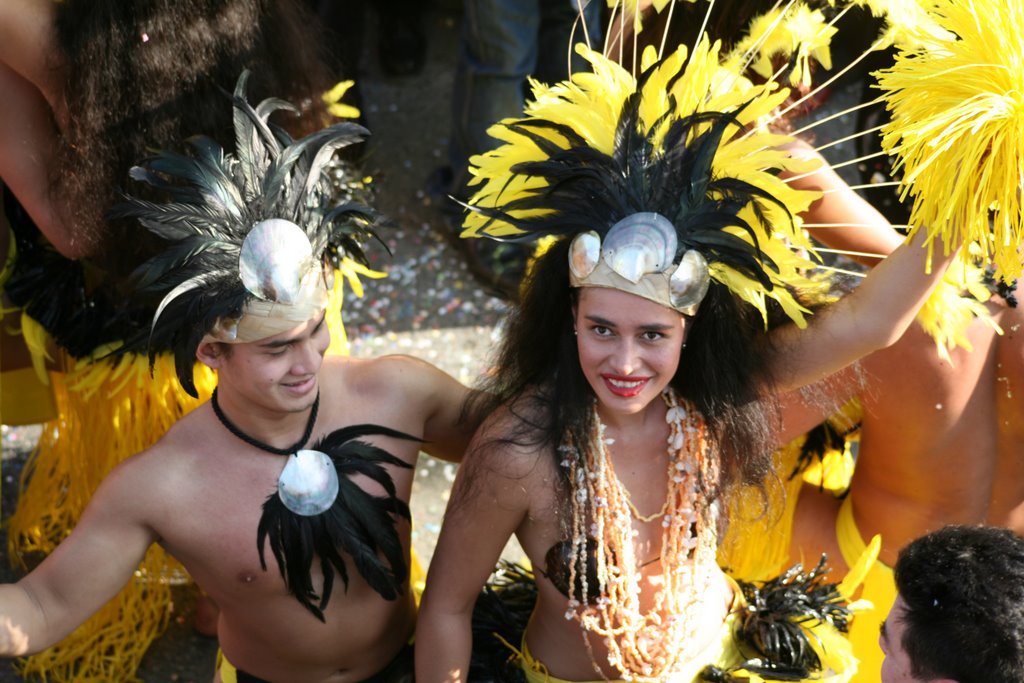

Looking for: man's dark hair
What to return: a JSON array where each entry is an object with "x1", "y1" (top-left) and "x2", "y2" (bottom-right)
[{"x1": 894, "y1": 525, "x2": 1024, "y2": 683}]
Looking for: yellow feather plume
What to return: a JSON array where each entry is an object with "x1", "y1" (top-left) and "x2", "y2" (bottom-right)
[
  {"x1": 18, "y1": 312, "x2": 54, "y2": 385},
  {"x1": 877, "y1": 0, "x2": 1024, "y2": 281},
  {"x1": 322, "y1": 80, "x2": 361, "y2": 120},
  {"x1": 605, "y1": 0, "x2": 692, "y2": 34},
  {"x1": 851, "y1": 0, "x2": 954, "y2": 50},
  {"x1": 733, "y1": 5, "x2": 836, "y2": 89},
  {"x1": 914, "y1": 250, "x2": 1002, "y2": 364}
]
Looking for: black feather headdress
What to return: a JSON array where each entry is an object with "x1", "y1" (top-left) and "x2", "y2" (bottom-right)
[
  {"x1": 461, "y1": 42, "x2": 824, "y2": 324},
  {"x1": 109, "y1": 70, "x2": 384, "y2": 395}
]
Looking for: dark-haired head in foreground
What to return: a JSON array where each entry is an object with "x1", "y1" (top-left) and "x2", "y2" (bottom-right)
[{"x1": 884, "y1": 525, "x2": 1024, "y2": 683}]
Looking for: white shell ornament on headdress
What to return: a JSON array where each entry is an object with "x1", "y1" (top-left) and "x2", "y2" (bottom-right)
[
  {"x1": 669, "y1": 250, "x2": 711, "y2": 314},
  {"x1": 602, "y1": 212, "x2": 679, "y2": 282},
  {"x1": 239, "y1": 219, "x2": 315, "y2": 303},
  {"x1": 277, "y1": 449, "x2": 340, "y2": 516},
  {"x1": 569, "y1": 231, "x2": 602, "y2": 280}
]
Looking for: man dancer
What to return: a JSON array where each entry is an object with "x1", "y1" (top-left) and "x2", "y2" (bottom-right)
[{"x1": 0, "y1": 77, "x2": 475, "y2": 683}]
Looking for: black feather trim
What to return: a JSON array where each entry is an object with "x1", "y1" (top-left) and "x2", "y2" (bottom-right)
[
  {"x1": 468, "y1": 562, "x2": 537, "y2": 683},
  {"x1": 255, "y1": 424, "x2": 419, "y2": 621},
  {"x1": 699, "y1": 556, "x2": 852, "y2": 681}
]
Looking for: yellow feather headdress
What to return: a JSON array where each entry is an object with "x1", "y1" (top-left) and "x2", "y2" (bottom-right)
[{"x1": 464, "y1": 39, "x2": 826, "y2": 326}]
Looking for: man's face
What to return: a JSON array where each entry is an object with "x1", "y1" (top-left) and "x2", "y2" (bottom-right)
[
  {"x1": 209, "y1": 312, "x2": 330, "y2": 415},
  {"x1": 880, "y1": 596, "x2": 952, "y2": 683},
  {"x1": 880, "y1": 597, "x2": 917, "y2": 682}
]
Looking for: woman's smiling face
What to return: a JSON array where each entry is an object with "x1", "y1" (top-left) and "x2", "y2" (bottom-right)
[{"x1": 574, "y1": 287, "x2": 687, "y2": 417}]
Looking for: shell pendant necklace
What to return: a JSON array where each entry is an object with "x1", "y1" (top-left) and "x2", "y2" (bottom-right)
[{"x1": 211, "y1": 387, "x2": 339, "y2": 516}]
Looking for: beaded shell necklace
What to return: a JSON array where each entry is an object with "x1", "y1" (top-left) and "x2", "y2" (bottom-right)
[{"x1": 562, "y1": 388, "x2": 719, "y2": 681}]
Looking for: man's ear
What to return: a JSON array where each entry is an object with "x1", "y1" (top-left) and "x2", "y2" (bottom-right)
[{"x1": 195, "y1": 341, "x2": 224, "y2": 369}]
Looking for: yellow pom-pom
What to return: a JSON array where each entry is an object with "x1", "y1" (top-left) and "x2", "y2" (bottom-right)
[{"x1": 878, "y1": 0, "x2": 1024, "y2": 281}]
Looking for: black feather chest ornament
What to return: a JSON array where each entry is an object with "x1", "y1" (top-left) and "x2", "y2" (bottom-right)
[{"x1": 211, "y1": 388, "x2": 419, "y2": 620}]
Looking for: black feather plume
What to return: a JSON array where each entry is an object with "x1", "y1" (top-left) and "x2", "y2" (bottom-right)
[
  {"x1": 699, "y1": 556, "x2": 853, "y2": 681},
  {"x1": 255, "y1": 424, "x2": 420, "y2": 621},
  {"x1": 109, "y1": 70, "x2": 386, "y2": 394},
  {"x1": 468, "y1": 562, "x2": 537, "y2": 683}
]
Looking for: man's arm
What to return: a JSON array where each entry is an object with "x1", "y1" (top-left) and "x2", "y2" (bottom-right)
[
  {"x1": 377, "y1": 355, "x2": 477, "y2": 463},
  {"x1": 0, "y1": 455, "x2": 158, "y2": 655}
]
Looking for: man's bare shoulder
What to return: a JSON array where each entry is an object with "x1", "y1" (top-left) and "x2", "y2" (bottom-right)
[
  {"x1": 111, "y1": 406, "x2": 216, "y2": 493},
  {"x1": 324, "y1": 353, "x2": 461, "y2": 401}
]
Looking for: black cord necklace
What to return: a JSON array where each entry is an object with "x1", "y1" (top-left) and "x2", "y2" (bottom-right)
[{"x1": 211, "y1": 387, "x2": 320, "y2": 455}]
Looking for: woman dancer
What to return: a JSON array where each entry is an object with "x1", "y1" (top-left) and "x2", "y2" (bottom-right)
[{"x1": 413, "y1": 3, "x2": 997, "y2": 679}]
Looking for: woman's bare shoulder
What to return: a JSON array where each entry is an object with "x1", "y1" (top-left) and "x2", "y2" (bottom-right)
[{"x1": 464, "y1": 391, "x2": 556, "y2": 481}]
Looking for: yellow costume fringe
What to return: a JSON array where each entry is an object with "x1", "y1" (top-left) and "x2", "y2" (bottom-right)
[
  {"x1": 8, "y1": 353, "x2": 214, "y2": 682},
  {"x1": 7, "y1": 264, "x2": 372, "y2": 682},
  {"x1": 877, "y1": 0, "x2": 1024, "y2": 281},
  {"x1": 915, "y1": 247, "x2": 1003, "y2": 364}
]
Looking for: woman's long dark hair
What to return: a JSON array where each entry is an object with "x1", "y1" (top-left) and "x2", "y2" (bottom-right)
[
  {"x1": 464, "y1": 237, "x2": 788, "y2": 534},
  {"x1": 50, "y1": 0, "x2": 335, "y2": 269}
]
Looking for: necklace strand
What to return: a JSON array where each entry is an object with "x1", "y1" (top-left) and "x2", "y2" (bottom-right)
[
  {"x1": 563, "y1": 389, "x2": 719, "y2": 681},
  {"x1": 211, "y1": 388, "x2": 320, "y2": 455}
]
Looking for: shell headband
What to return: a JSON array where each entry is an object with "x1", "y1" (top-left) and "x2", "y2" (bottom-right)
[
  {"x1": 568, "y1": 213, "x2": 710, "y2": 315},
  {"x1": 112, "y1": 71, "x2": 382, "y2": 395},
  {"x1": 202, "y1": 219, "x2": 331, "y2": 345}
]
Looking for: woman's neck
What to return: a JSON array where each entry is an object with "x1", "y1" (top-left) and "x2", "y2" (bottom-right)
[{"x1": 595, "y1": 392, "x2": 668, "y2": 434}]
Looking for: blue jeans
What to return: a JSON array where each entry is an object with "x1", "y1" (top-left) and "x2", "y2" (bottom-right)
[{"x1": 448, "y1": 0, "x2": 603, "y2": 196}]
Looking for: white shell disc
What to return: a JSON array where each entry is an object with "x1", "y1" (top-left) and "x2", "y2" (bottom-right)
[
  {"x1": 277, "y1": 449, "x2": 339, "y2": 516},
  {"x1": 569, "y1": 231, "x2": 601, "y2": 280},
  {"x1": 239, "y1": 219, "x2": 314, "y2": 303},
  {"x1": 669, "y1": 249, "x2": 711, "y2": 313},
  {"x1": 602, "y1": 213, "x2": 678, "y2": 283}
]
